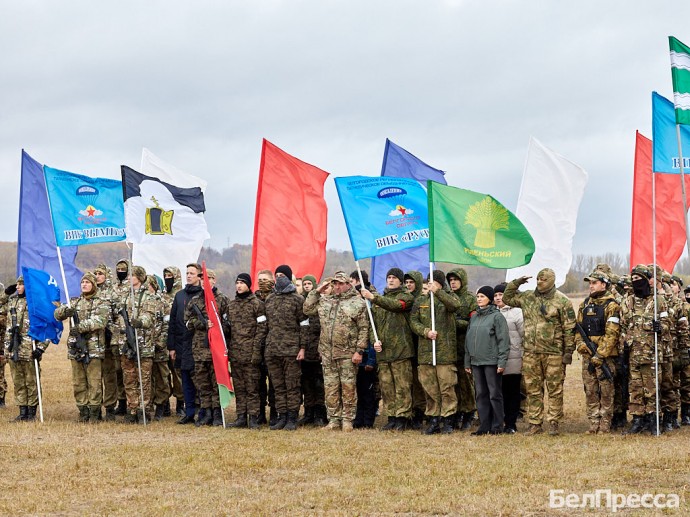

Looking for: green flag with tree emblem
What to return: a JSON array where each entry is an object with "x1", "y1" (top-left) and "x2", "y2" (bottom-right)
[
  {"x1": 670, "y1": 36, "x2": 690, "y2": 125},
  {"x1": 427, "y1": 181, "x2": 535, "y2": 268}
]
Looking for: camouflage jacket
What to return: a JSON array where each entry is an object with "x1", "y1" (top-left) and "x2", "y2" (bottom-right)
[
  {"x1": 620, "y1": 293, "x2": 670, "y2": 365},
  {"x1": 225, "y1": 293, "x2": 268, "y2": 364},
  {"x1": 4, "y1": 295, "x2": 47, "y2": 361},
  {"x1": 409, "y1": 289, "x2": 462, "y2": 365},
  {"x1": 55, "y1": 293, "x2": 109, "y2": 360},
  {"x1": 405, "y1": 270, "x2": 424, "y2": 300},
  {"x1": 574, "y1": 291, "x2": 621, "y2": 359},
  {"x1": 185, "y1": 288, "x2": 231, "y2": 362},
  {"x1": 149, "y1": 291, "x2": 169, "y2": 362},
  {"x1": 449, "y1": 268, "x2": 478, "y2": 354},
  {"x1": 303, "y1": 285, "x2": 369, "y2": 361},
  {"x1": 264, "y1": 285, "x2": 308, "y2": 358},
  {"x1": 117, "y1": 285, "x2": 158, "y2": 359},
  {"x1": 369, "y1": 286, "x2": 415, "y2": 363},
  {"x1": 97, "y1": 281, "x2": 122, "y2": 352},
  {"x1": 302, "y1": 292, "x2": 321, "y2": 362},
  {"x1": 664, "y1": 292, "x2": 689, "y2": 359}
]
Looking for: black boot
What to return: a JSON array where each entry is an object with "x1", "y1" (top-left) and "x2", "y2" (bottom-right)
[
  {"x1": 25, "y1": 406, "x2": 37, "y2": 422},
  {"x1": 89, "y1": 406, "x2": 102, "y2": 423},
  {"x1": 77, "y1": 406, "x2": 90, "y2": 423},
  {"x1": 440, "y1": 416, "x2": 454, "y2": 434},
  {"x1": 270, "y1": 412, "x2": 287, "y2": 430},
  {"x1": 175, "y1": 399, "x2": 185, "y2": 417},
  {"x1": 681, "y1": 403, "x2": 690, "y2": 425},
  {"x1": 195, "y1": 408, "x2": 212, "y2": 427},
  {"x1": 381, "y1": 416, "x2": 397, "y2": 431},
  {"x1": 284, "y1": 410, "x2": 298, "y2": 431},
  {"x1": 423, "y1": 416, "x2": 441, "y2": 435},
  {"x1": 163, "y1": 400, "x2": 171, "y2": 417},
  {"x1": 177, "y1": 414, "x2": 195, "y2": 424},
  {"x1": 257, "y1": 406, "x2": 267, "y2": 425},
  {"x1": 268, "y1": 407, "x2": 278, "y2": 427},
  {"x1": 212, "y1": 407, "x2": 223, "y2": 427},
  {"x1": 297, "y1": 406, "x2": 315, "y2": 426},
  {"x1": 647, "y1": 412, "x2": 661, "y2": 435},
  {"x1": 313, "y1": 405, "x2": 327, "y2": 427},
  {"x1": 154, "y1": 405, "x2": 165, "y2": 421},
  {"x1": 662, "y1": 411, "x2": 674, "y2": 432},
  {"x1": 104, "y1": 406, "x2": 117, "y2": 422},
  {"x1": 394, "y1": 417, "x2": 410, "y2": 431},
  {"x1": 461, "y1": 411, "x2": 475, "y2": 430},
  {"x1": 228, "y1": 413, "x2": 248, "y2": 428},
  {"x1": 13, "y1": 406, "x2": 28, "y2": 422},
  {"x1": 670, "y1": 410, "x2": 680, "y2": 429},
  {"x1": 248, "y1": 414, "x2": 260, "y2": 430},
  {"x1": 115, "y1": 399, "x2": 127, "y2": 416},
  {"x1": 410, "y1": 409, "x2": 424, "y2": 430},
  {"x1": 626, "y1": 414, "x2": 646, "y2": 434}
]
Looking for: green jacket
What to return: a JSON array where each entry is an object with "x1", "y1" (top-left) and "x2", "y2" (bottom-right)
[
  {"x1": 405, "y1": 270, "x2": 424, "y2": 300},
  {"x1": 464, "y1": 304, "x2": 510, "y2": 368},
  {"x1": 410, "y1": 289, "x2": 462, "y2": 365},
  {"x1": 370, "y1": 286, "x2": 415, "y2": 363}
]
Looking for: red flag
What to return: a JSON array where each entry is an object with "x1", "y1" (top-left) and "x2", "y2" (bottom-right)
[
  {"x1": 630, "y1": 131, "x2": 690, "y2": 271},
  {"x1": 251, "y1": 139, "x2": 329, "y2": 282},
  {"x1": 202, "y1": 261, "x2": 233, "y2": 408}
]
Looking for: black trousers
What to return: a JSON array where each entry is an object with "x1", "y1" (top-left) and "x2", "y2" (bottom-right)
[
  {"x1": 354, "y1": 366, "x2": 378, "y2": 427},
  {"x1": 502, "y1": 373, "x2": 521, "y2": 430},
  {"x1": 472, "y1": 365, "x2": 504, "y2": 432}
]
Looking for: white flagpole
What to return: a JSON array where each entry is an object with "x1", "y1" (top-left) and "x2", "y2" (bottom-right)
[
  {"x1": 675, "y1": 125, "x2": 690, "y2": 258},
  {"x1": 128, "y1": 246, "x2": 147, "y2": 426},
  {"x1": 652, "y1": 168, "x2": 660, "y2": 437},
  {"x1": 429, "y1": 262, "x2": 436, "y2": 366},
  {"x1": 31, "y1": 341, "x2": 44, "y2": 423},
  {"x1": 356, "y1": 261, "x2": 380, "y2": 345}
]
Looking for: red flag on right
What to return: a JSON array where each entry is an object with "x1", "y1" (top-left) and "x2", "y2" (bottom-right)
[
  {"x1": 251, "y1": 140, "x2": 329, "y2": 282},
  {"x1": 630, "y1": 131, "x2": 690, "y2": 271}
]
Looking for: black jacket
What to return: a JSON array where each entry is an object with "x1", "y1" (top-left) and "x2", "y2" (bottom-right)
[{"x1": 167, "y1": 284, "x2": 202, "y2": 370}]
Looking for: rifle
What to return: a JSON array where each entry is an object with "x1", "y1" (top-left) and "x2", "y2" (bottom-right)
[
  {"x1": 70, "y1": 312, "x2": 91, "y2": 364},
  {"x1": 192, "y1": 304, "x2": 210, "y2": 348},
  {"x1": 118, "y1": 307, "x2": 138, "y2": 360},
  {"x1": 575, "y1": 322, "x2": 614, "y2": 381},
  {"x1": 8, "y1": 307, "x2": 20, "y2": 362}
]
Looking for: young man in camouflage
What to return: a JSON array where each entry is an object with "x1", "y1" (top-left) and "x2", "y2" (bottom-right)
[
  {"x1": 620, "y1": 264, "x2": 670, "y2": 434},
  {"x1": 5, "y1": 277, "x2": 48, "y2": 421},
  {"x1": 409, "y1": 270, "x2": 462, "y2": 435},
  {"x1": 446, "y1": 268, "x2": 478, "y2": 430},
  {"x1": 146, "y1": 275, "x2": 172, "y2": 421},
  {"x1": 112, "y1": 259, "x2": 131, "y2": 414},
  {"x1": 575, "y1": 270, "x2": 621, "y2": 434},
  {"x1": 303, "y1": 271, "x2": 369, "y2": 432},
  {"x1": 185, "y1": 269, "x2": 230, "y2": 427},
  {"x1": 681, "y1": 285, "x2": 690, "y2": 425},
  {"x1": 162, "y1": 266, "x2": 184, "y2": 416},
  {"x1": 255, "y1": 269, "x2": 276, "y2": 425},
  {"x1": 55, "y1": 272, "x2": 109, "y2": 422},
  {"x1": 503, "y1": 268, "x2": 576, "y2": 436},
  {"x1": 0, "y1": 285, "x2": 8, "y2": 408},
  {"x1": 361, "y1": 267, "x2": 415, "y2": 431},
  {"x1": 404, "y1": 270, "x2": 427, "y2": 428},
  {"x1": 225, "y1": 273, "x2": 268, "y2": 429}
]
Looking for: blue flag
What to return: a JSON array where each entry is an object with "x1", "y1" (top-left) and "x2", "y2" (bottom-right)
[
  {"x1": 652, "y1": 91, "x2": 690, "y2": 173},
  {"x1": 44, "y1": 166, "x2": 126, "y2": 246},
  {"x1": 335, "y1": 175, "x2": 430, "y2": 261},
  {"x1": 22, "y1": 267, "x2": 63, "y2": 344},
  {"x1": 17, "y1": 151, "x2": 81, "y2": 302},
  {"x1": 370, "y1": 140, "x2": 447, "y2": 290}
]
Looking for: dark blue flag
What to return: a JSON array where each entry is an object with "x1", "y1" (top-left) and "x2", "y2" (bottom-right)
[
  {"x1": 17, "y1": 150, "x2": 82, "y2": 302},
  {"x1": 370, "y1": 140, "x2": 447, "y2": 291},
  {"x1": 22, "y1": 267, "x2": 63, "y2": 344}
]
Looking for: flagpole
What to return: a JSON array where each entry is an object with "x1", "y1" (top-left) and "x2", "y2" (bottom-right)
[
  {"x1": 31, "y1": 341, "x2": 44, "y2": 423},
  {"x1": 652, "y1": 167, "x2": 660, "y2": 437},
  {"x1": 675, "y1": 125, "x2": 690, "y2": 259},
  {"x1": 128, "y1": 245, "x2": 148, "y2": 426},
  {"x1": 355, "y1": 261, "x2": 380, "y2": 345},
  {"x1": 429, "y1": 261, "x2": 436, "y2": 367}
]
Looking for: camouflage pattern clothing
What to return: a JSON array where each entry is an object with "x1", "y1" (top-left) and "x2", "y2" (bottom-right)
[
  {"x1": 0, "y1": 290, "x2": 9, "y2": 402},
  {"x1": 300, "y1": 289, "x2": 325, "y2": 412},
  {"x1": 95, "y1": 264, "x2": 123, "y2": 410},
  {"x1": 661, "y1": 287, "x2": 688, "y2": 415},
  {"x1": 405, "y1": 270, "x2": 426, "y2": 415},
  {"x1": 148, "y1": 280, "x2": 172, "y2": 407},
  {"x1": 162, "y1": 266, "x2": 184, "y2": 403}
]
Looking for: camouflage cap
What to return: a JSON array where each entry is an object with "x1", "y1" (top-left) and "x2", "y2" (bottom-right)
[
  {"x1": 332, "y1": 271, "x2": 349, "y2": 283},
  {"x1": 608, "y1": 272, "x2": 620, "y2": 284},
  {"x1": 16, "y1": 276, "x2": 24, "y2": 285},
  {"x1": 594, "y1": 263, "x2": 613, "y2": 275},
  {"x1": 132, "y1": 266, "x2": 147, "y2": 282},
  {"x1": 631, "y1": 264, "x2": 650, "y2": 279},
  {"x1": 647, "y1": 264, "x2": 665, "y2": 279},
  {"x1": 672, "y1": 275, "x2": 684, "y2": 287},
  {"x1": 584, "y1": 270, "x2": 610, "y2": 284},
  {"x1": 93, "y1": 264, "x2": 107, "y2": 275},
  {"x1": 619, "y1": 274, "x2": 632, "y2": 286},
  {"x1": 81, "y1": 272, "x2": 97, "y2": 287},
  {"x1": 146, "y1": 275, "x2": 159, "y2": 291},
  {"x1": 661, "y1": 271, "x2": 672, "y2": 283}
]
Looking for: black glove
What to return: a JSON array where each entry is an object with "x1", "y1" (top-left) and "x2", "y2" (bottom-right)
[
  {"x1": 4, "y1": 284, "x2": 16, "y2": 296},
  {"x1": 31, "y1": 348, "x2": 44, "y2": 361},
  {"x1": 69, "y1": 326, "x2": 80, "y2": 338},
  {"x1": 131, "y1": 318, "x2": 144, "y2": 329},
  {"x1": 62, "y1": 306, "x2": 76, "y2": 318},
  {"x1": 652, "y1": 320, "x2": 661, "y2": 333}
]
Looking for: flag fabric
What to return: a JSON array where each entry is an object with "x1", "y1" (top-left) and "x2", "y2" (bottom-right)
[
  {"x1": 43, "y1": 166, "x2": 126, "y2": 247},
  {"x1": 630, "y1": 131, "x2": 690, "y2": 271},
  {"x1": 428, "y1": 182, "x2": 534, "y2": 268},
  {"x1": 370, "y1": 139, "x2": 446, "y2": 290},
  {"x1": 670, "y1": 36, "x2": 690, "y2": 125},
  {"x1": 509, "y1": 137, "x2": 588, "y2": 286},
  {"x1": 652, "y1": 91, "x2": 690, "y2": 173},
  {"x1": 202, "y1": 262, "x2": 233, "y2": 409},
  {"x1": 17, "y1": 151, "x2": 81, "y2": 302},
  {"x1": 22, "y1": 266, "x2": 63, "y2": 344},
  {"x1": 251, "y1": 139, "x2": 329, "y2": 282},
  {"x1": 335, "y1": 176, "x2": 430, "y2": 261},
  {"x1": 126, "y1": 149, "x2": 210, "y2": 278}
]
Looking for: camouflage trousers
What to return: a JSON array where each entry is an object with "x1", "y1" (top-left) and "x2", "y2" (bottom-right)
[
  {"x1": 418, "y1": 364, "x2": 458, "y2": 418},
  {"x1": 102, "y1": 347, "x2": 120, "y2": 409},
  {"x1": 322, "y1": 357, "x2": 357, "y2": 422},
  {"x1": 378, "y1": 359, "x2": 413, "y2": 419},
  {"x1": 581, "y1": 356, "x2": 615, "y2": 428},
  {"x1": 9, "y1": 359, "x2": 40, "y2": 406},
  {"x1": 676, "y1": 361, "x2": 690, "y2": 405},
  {"x1": 193, "y1": 360, "x2": 220, "y2": 409},
  {"x1": 121, "y1": 356, "x2": 153, "y2": 413},
  {"x1": 629, "y1": 362, "x2": 661, "y2": 416},
  {"x1": 151, "y1": 359, "x2": 172, "y2": 406},
  {"x1": 411, "y1": 356, "x2": 426, "y2": 413},
  {"x1": 0, "y1": 355, "x2": 7, "y2": 399},
  {"x1": 455, "y1": 360, "x2": 476, "y2": 413},
  {"x1": 660, "y1": 361, "x2": 678, "y2": 412},
  {"x1": 522, "y1": 352, "x2": 564, "y2": 425},
  {"x1": 71, "y1": 358, "x2": 103, "y2": 407},
  {"x1": 301, "y1": 360, "x2": 325, "y2": 408},
  {"x1": 170, "y1": 362, "x2": 184, "y2": 399},
  {"x1": 231, "y1": 361, "x2": 261, "y2": 415},
  {"x1": 266, "y1": 355, "x2": 301, "y2": 413}
]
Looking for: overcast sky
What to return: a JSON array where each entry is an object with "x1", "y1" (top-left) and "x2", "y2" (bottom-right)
[{"x1": 1, "y1": 1, "x2": 688, "y2": 257}]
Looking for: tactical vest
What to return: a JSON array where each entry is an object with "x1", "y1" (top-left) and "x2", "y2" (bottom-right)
[{"x1": 582, "y1": 298, "x2": 612, "y2": 337}]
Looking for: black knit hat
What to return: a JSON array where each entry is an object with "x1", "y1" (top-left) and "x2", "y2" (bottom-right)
[
  {"x1": 477, "y1": 285, "x2": 495, "y2": 301},
  {"x1": 386, "y1": 267, "x2": 404, "y2": 283},
  {"x1": 427, "y1": 269, "x2": 446, "y2": 288},
  {"x1": 275, "y1": 264, "x2": 293, "y2": 279},
  {"x1": 236, "y1": 273, "x2": 252, "y2": 289},
  {"x1": 494, "y1": 283, "x2": 507, "y2": 294}
]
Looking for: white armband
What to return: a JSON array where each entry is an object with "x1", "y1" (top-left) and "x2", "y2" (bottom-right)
[
  {"x1": 256, "y1": 315, "x2": 266, "y2": 323},
  {"x1": 607, "y1": 316, "x2": 620, "y2": 324},
  {"x1": 660, "y1": 311, "x2": 668, "y2": 318},
  {"x1": 300, "y1": 319, "x2": 310, "y2": 327}
]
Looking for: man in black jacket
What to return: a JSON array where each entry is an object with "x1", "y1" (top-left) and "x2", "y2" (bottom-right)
[{"x1": 168, "y1": 263, "x2": 203, "y2": 424}]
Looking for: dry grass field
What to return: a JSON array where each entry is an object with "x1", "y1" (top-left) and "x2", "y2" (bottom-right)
[{"x1": 0, "y1": 310, "x2": 688, "y2": 515}]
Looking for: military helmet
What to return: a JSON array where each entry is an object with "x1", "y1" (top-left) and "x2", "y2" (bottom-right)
[
  {"x1": 631, "y1": 265, "x2": 650, "y2": 280},
  {"x1": 584, "y1": 270, "x2": 610, "y2": 284},
  {"x1": 671, "y1": 275, "x2": 684, "y2": 287}
]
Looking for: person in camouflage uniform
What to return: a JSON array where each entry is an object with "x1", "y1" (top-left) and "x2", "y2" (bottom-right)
[
  {"x1": 409, "y1": 270, "x2": 462, "y2": 434},
  {"x1": 117, "y1": 266, "x2": 157, "y2": 423},
  {"x1": 503, "y1": 268, "x2": 576, "y2": 436},
  {"x1": 185, "y1": 269, "x2": 230, "y2": 427},
  {"x1": 404, "y1": 270, "x2": 427, "y2": 428},
  {"x1": 361, "y1": 267, "x2": 415, "y2": 431},
  {"x1": 575, "y1": 270, "x2": 621, "y2": 434},
  {"x1": 162, "y1": 266, "x2": 184, "y2": 417},
  {"x1": 0, "y1": 284, "x2": 9, "y2": 408},
  {"x1": 225, "y1": 273, "x2": 268, "y2": 429},
  {"x1": 146, "y1": 275, "x2": 172, "y2": 421},
  {"x1": 297, "y1": 274, "x2": 327, "y2": 427},
  {"x1": 447, "y1": 268, "x2": 478, "y2": 430},
  {"x1": 681, "y1": 285, "x2": 690, "y2": 425},
  {"x1": 255, "y1": 269, "x2": 276, "y2": 425},
  {"x1": 112, "y1": 259, "x2": 131, "y2": 414},
  {"x1": 304, "y1": 271, "x2": 369, "y2": 432},
  {"x1": 55, "y1": 272, "x2": 109, "y2": 423},
  {"x1": 4, "y1": 277, "x2": 48, "y2": 422},
  {"x1": 264, "y1": 264, "x2": 307, "y2": 431}
]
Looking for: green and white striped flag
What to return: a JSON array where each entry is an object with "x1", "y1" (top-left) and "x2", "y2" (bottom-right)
[{"x1": 670, "y1": 36, "x2": 690, "y2": 125}]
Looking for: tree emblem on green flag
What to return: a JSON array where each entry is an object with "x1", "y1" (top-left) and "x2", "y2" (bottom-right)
[{"x1": 464, "y1": 196, "x2": 509, "y2": 248}]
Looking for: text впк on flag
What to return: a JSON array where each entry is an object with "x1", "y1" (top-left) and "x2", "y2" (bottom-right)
[
  {"x1": 428, "y1": 181, "x2": 534, "y2": 269},
  {"x1": 670, "y1": 36, "x2": 690, "y2": 125},
  {"x1": 43, "y1": 166, "x2": 126, "y2": 247},
  {"x1": 335, "y1": 176, "x2": 430, "y2": 261}
]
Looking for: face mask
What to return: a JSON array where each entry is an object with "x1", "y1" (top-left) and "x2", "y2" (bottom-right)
[
  {"x1": 116, "y1": 271, "x2": 128, "y2": 282},
  {"x1": 258, "y1": 278, "x2": 275, "y2": 292},
  {"x1": 165, "y1": 277, "x2": 175, "y2": 293},
  {"x1": 632, "y1": 278, "x2": 650, "y2": 298},
  {"x1": 275, "y1": 276, "x2": 291, "y2": 291}
]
